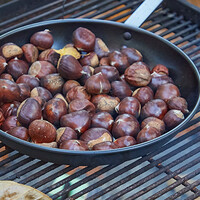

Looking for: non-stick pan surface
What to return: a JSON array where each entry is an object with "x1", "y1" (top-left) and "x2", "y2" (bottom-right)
[{"x1": 0, "y1": 19, "x2": 200, "y2": 166}]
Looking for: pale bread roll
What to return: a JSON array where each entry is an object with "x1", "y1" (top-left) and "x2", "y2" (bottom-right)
[{"x1": 0, "y1": 181, "x2": 52, "y2": 200}]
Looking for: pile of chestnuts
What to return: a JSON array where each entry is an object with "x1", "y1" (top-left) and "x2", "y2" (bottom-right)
[{"x1": 0, "y1": 27, "x2": 189, "y2": 151}]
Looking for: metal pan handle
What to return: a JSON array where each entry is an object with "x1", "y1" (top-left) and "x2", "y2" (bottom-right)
[{"x1": 124, "y1": 0, "x2": 163, "y2": 28}]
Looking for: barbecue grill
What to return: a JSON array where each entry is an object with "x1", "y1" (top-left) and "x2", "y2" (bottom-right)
[{"x1": 0, "y1": 0, "x2": 200, "y2": 199}]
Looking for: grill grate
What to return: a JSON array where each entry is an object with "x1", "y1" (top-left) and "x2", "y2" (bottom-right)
[{"x1": 0, "y1": 0, "x2": 200, "y2": 199}]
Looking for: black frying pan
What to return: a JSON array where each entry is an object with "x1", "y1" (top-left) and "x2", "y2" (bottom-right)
[{"x1": 0, "y1": 0, "x2": 200, "y2": 166}]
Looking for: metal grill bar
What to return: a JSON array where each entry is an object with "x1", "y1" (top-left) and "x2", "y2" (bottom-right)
[
  {"x1": 181, "y1": 38, "x2": 200, "y2": 50},
  {"x1": 81, "y1": 127, "x2": 200, "y2": 200},
  {"x1": 0, "y1": 153, "x2": 22, "y2": 167},
  {"x1": 186, "y1": 191, "x2": 200, "y2": 200},
  {"x1": 185, "y1": 46, "x2": 200, "y2": 55}
]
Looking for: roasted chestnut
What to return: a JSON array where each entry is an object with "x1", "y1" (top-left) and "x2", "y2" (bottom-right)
[
  {"x1": 62, "y1": 80, "x2": 80, "y2": 96},
  {"x1": 1, "y1": 101, "x2": 20, "y2": 118},
  {"x1": 94, "y1": 38, "x2": 110, "y2": 58},
  {"x1": 114, "y1": 136, "x2": 136, "y2": 148},
  {"x1": 59, "y1": 140, "x2": 89, "y2": 151},
  {"x1": 21, "y1": 43, "x2": 39, "y2": 63},
  {"x1": 18, "y1": 83, "x2": 31, "y2": 102},
  {"x1": 0, "y1": 73, "x2": 14, "y2": 81},
  {"x1": 31, "y1": 86, "x2": 53, "y2": 102},
  {"x1": 151, "y1": 64, "x2": 169, "y2": 75},
  {"x1": 92, "y1": 141, "x2": 117, "y2": 150},
  {"x1": 79, "y1": 52, "x2": 99, "y2": 67},
  {"x1": 1, "y1": 116, "x2": 18, "y2": 132},
  {"x1": 99, "y1": 57, "x2": 110, "y2": 66},
  {"x1": 0, "y1": 56, "x2": 7, "y2": 75},
  {"x1": 112, "y1": 114, "x2": 140, "y2": 138},
  {"x1": 78, "y1": 65, "x2": 94, "y2": 85},
  {"x1": 121, "y1": 47, "x2": 142, "y2": 64},
  {"x1": 7, "y1": 126, "x2": 30, "y2": 141}
]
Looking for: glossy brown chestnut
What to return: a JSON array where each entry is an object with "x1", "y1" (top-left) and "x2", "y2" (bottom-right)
[
  {"x1": 91, "y1": 112, "x2": 114, "y2": 132},
  {"x1": 92, "y1": 141, "x2": 117, "y2": 150},
  {"x1": 18, "y1": 83, "x2": 31, "y2": 102},
  {"x1": 40, "y1": 73, "x2": 65, "y2": 95},
  {"x1": 56, "y1": 127, "x2": 78, "y2": 145},
  {"x1": 0, "y1": 56, "x2": 7, "y2": 75},
  {"x1": 112, "y1": 114, "x2": 140, "y2": 138},
  {"x1": 38, "y1": 49, "x2": 60, "y2": 66},
  {"x1": 141, "y1": 99, "x2": 168, "y2": 120},
  {"x1": 121, "y1": 47, "x2": 142, "y2": 64},
  {"x1": 79, "y1": 52, "x2": 99, "y2": 67},
  {"x1": 0, "y1": 111, "x2": 5, "y2": 126},
  {"x1": 62, "y1": 80, "x2": 80, "y2": 96},
  {"x1": 28, "y1": 61, "x2": 56, "y2": 79},
  {"x1": 7, "y1": 58, "x2": 29, "y2": 80},
  {"x1": 108, "y1": 51, "x2": 129, "y2": 74},
  {"x1": 85, "y1": 72, "x2": 111, "y2": 94},
  {"x1": 151, "y1": 64, "x2": 169, "y2": 75},
  {"x1": 1, "y1": 101, "x2": 20, "y2": 118},
  {"x1": 0, "y1": 73, "x2": 13, "y2": 81},
  {"x1": 53, "y1": 93, "x2": 68, "y2": 108},
  {"x1": 60, "y1": 110, "x2": 91, "y2": 135},
  {"x1": 1, "y1": 116, "x2": 18, "y2": 132},
  {"x1": 30, "y1": 30, "x2": 54, "y2": 50},
  {"x1": 43, "y1": 98, "x2": 68, "y2": 126},
  {"x1": 155, "y1": 83, "x2": 180, "y2": 102},
  {"x1": 111, "y1": 81, "x2": 132, "y2": 100},
  {"x1": 72, "y1": 27, "x2": 96, "y2": 52},
  {"x1": 91, "y1": 94, "x2": 120, "y2": 115},
  {"x1": 17, "y1": 98, "x2": 42, "y2": 127},
  {"x1": 0, "y1": 43, "x2": 23, "y2": 60},
  {"x1": 124, "y1": 61, "x2": 151, "y2": 86},
  {"x1": 132, "y1": 86, "x2": 154, "y2": 106},
  {"x1": 7, "y1": 127, "x2": 30, "y2": 141},
  {"x1": 114, "y1": 136, "x2": 136, "y2": 148},
  {"x1": 58, "y1": 55, "x2": 83, "y2": 80},
  {"x1": 141, "y1": 117, "x2": 165, "y2": 134},
  {"x1": 137, "y1": 125, "x2": 161, "y2": 143},
  {"x1": 68, "y1": 99, "x2": 95, "y2": 117},
  {"x1": 21, "y1": 43, "x2": 39, "y2": 63},
  {"x1": 78, "y1": 65, "x2": 94, "y2": 85},
  {"x1": 28, "y1": 119, "x2": 56, "y2": 143},
  {"x1": 167, "y1": 97, "x2": 189, "y2": 114},
  {"x1": 16, "y1": 74, "x2": 40, "y2": 90},
  {"x1": 59, "y1": 140, "x2": 89, "y2": 151},
  {"x1": 163, "y1": 109, "x2": 185, "y2": 130},
  {"x1": 31, "y1": 86, "x2": 53, "y2": 102},
  {"x1": 94, "y1": 38, "x2": 110, "y2": 58},
  {"x1": 0, "y1": 79, "x2": 20, "y2": 103},
  {"x1": 94, "y1": 65, "x2": 119, "y2": 83},
  {"x1": 99, "y1": 57, "x2": 110, "y2": 66},
  {"x1": 66, "y1": 86, "x2": 91, "y2": 103},
  {"x1": 115, "y1": 97, "x2": 141, "y2": 118}
]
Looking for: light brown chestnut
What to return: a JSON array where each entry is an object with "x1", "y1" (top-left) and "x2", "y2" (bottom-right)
[
  {"x1": 66, "y1": 86, "x2": 91, "y2": 103},
  {"x1": 68, "y1": 99, "x2": 95, "y2": 117},
  {"x1": 40, "y1": 73, "x2": 65, "y2": 95},
  {"x1": 7, "y1": 58, "x2": 29, "y2": 80},
  {"x1": 115, "y1": 97, "x2": 141, "y2": 118},
  {"x1": 155, "y1": 83, "x2": 180, "y2": 102},
  {"x1": 121, "y1": 47, "x2": 142, "y2": 64},
  {"x1": 91, "y1": 112, "x2": 114, "y2": 132},
  {"x1": 58, "y1": 55, "x2": 83, "y2": 80},
  {"x1": 112, "y1": 114, "x2": 140, "y2": 138},
  {"x1": 124, "y1": 61, "x2": 151, "y2": 86},
  {"x1": 30, "y1": 30, "x2": 54, "y2": 50},
  {"x1": 0, "y1": 79, "x2": 20, "y2": 103},
  {"x1": 31, "y1": 86, "x2": 53, "y2": 102},
  {"x1": 7, "y1": 127, "x2": 30, "y2": 141},
  {"x1": 79, "y1": 52, "x2": 99, "y2": 67},
  {"x1": 43, "y1": 98, "x2": 68, "y2": 127},
  {"x1": 94, "y1": 65, "x2": 119, "y2": 83},
  {"x1": 163, "y1": 109, "x2": 185, "y2": 130},
  {"x1": 99, "y1": 57, "x2": 110, "y2": 66},
  {"x1": 141, "y1": 99, "x2": 168, "y2": 120},
  {"x1": 94, "y1": 38, "x2": 110, "y2": 58},
  {"x1": 132, "y1": 86, "x2": 154, "y2": 106},
  {"x1": 141, "y1": 117, "x2": 165, "y2": 134},
  {"x1": 21, "y1": 43, "x2": 39, "y2": 63},
  {"x1": 56, "y1": 127, "x2": 78, "y2": 145},
  {"x1": 108, "y1": 51, "x2": 129, "y2": 74},
  {"x1": 59, "y1": 140, "x2": 89, "y2": 151},
  {"x1": 28, "y1": 61, "x2": 56, "y2": 79},
  {"x1": 16, "y1": 74, "x2": 40, "y2": 90},
  {"x1": 137, "y1": 125, "x2": 161, "y2": 143},
  {"x1": 114, "y1": 136, "x2": 136, "y2": 148},
  {"x1": 17, "y1": 98, "x2": 42, "y2": 127},
  {"x1": 72, "y1": 27, "x2": 96, "y2": 52},
  {"x1": 60, "y1": 110, "x2": 91, "y2": 135},
  {"x1": 91, "y1": 94, "x2": 120, "y2": 115},
  {"x1": 28, "y1": 120, "x2": 56, "y2": 143},
  {"x1": 85, "y1": 72, "x2": 111, "y2": 94},
  {"x1": 0, "y1": 43, "x2": 23, "y2": 60}
]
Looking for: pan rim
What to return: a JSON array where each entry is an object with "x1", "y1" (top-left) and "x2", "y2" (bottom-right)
[{"x1": 0, "y1": 18, "x2": 200, "y2": 157}]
